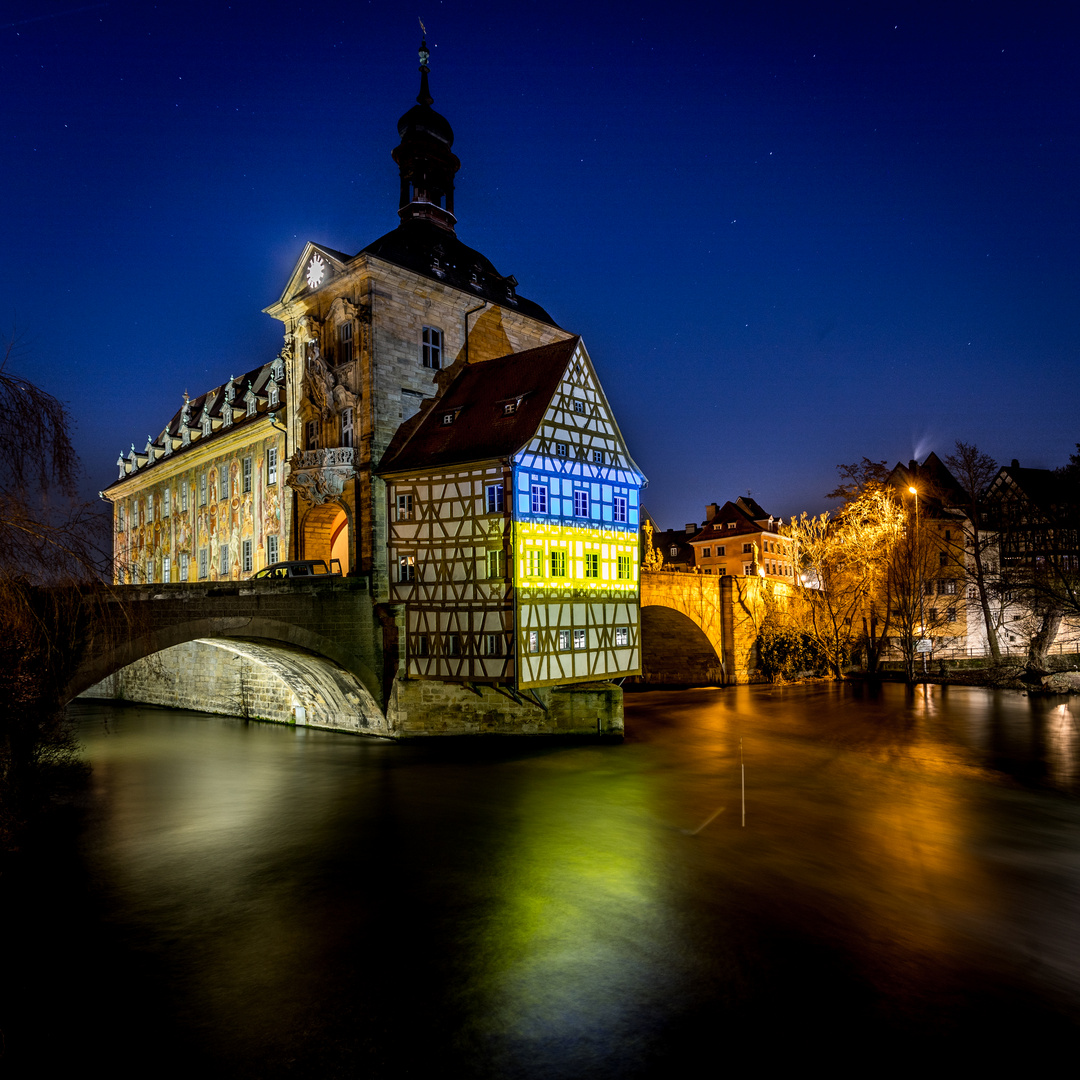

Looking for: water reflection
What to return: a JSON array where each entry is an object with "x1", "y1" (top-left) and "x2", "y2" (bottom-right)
[{"x1": 9, "y1": 685, "x2": 1080, "y2": 1076}]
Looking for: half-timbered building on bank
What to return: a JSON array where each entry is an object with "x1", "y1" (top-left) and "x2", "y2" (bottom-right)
[{"x1": 97, "y1": 41, "x2": 645, "y2": 736}]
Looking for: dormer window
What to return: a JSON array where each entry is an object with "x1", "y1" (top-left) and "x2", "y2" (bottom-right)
[
  {"x1": 270, "y1": 356, "x2": 285, "y2": 382},
  {"x1": 442, "y1": 412, "x2": 455, "y2": 426},
  {"x1": 245, "y1": 389, "x2": 257, "y2": 417},
  {"x1": 268, "y1": 382, "x2": 279, "y2": 407},
  {"x1": 503, "y1": 402, "x2": 517, "y2": 416},
  {"x1": 202, "y1": 417, "x2": 212, "y2": 437}
]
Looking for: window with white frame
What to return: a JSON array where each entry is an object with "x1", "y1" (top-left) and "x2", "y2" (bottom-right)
[
  {"x1": 415, "y1": 634, "x2": 429, "y2": 657},
  {"x1": 592, "y1": 449, "x2": 603, "y2": 464},
  {"x1": 243, "y1": 457, "x2": 252, "y2": 494},
  {"x1": 341, "y1": 408, "x2": 354, "y2": 448},
  {"x1": 486, "y1": 484, "x2": 504, "y2": 513},
  {"x1": 556, "y1": 442, "x2": 568, "y2": 457},
  {"x1": 198, "y1": 548, "x2": 209, "y2": 579},
  {"x1": 702, "y1": 547, "x2": 711, "y2": 557},
  {"x1": 526, "y1": 550, "x2": 543, "y2": 577},
  {"x1": 220, "y1": 544, "x2": 229, "y2": 576},
  {"x1": 558, "y1": 629, "x2": 570, "y2": 650},
  {"x1": 530, "y1": 484, "x2": 548, "y2": 514},
  {"x1": 617, "y1": 555, "x2": 632, "y2": 579},
  {"x1": 199, "y1": 474, "x2": 207, "y2": 506},
  {"x1": 242, "y1": 539, "x2": 253, "y2": 574},
  {"x1": 267, "y1": 447, "x2": 278, "y2": 485},
  {"x1": 162, "y1": 556, "x2": 171, "y2": 582},
  {"x1": 180, "y1": 553, "x2": 190, "y2": 581},
  {"x1": 486, "y1": 549, "x2": 505, "y2": 578},
  {"x1": 527, "y1": 630, "x2": 540, "y2": 653},
  {"x1": 615, "y1": 627, "x2": 629, "y2": 646},
  {"x1": 485, "y1": 634, "x2": 502, "y2": 657},
  {"x1": 574, "y1": 489, "x2": 589, "y2": 517},
  {"x1": 221, "y1": 470, "x2": 229, "y2": 501},
  {"x1": 181, "y1": 484, "x2": 188, "y2": 511},
  {"x1": 398, "y1": 555, "x2": 416, "y2": 582},
  {"x1": 550, "y1": 550, "x2": 566, "y2": 577},
  {"x1": 397, "y1": 493, "x2": 414, "y2": 521},
  {"x1": 163, "y1": 488, "x2": 170, "y2": 517},
  {"x1": 267, "y1": 535, "x2": 279, "y2": 564},
  {"x1": 446, "y1": 634, "x2": 462, "y2": 657},
  {"x1": 613, "y1": 495, "x2": 627, "y2": 523},
  {"x1": 573, "y1": 400, "x2": 584, "y2": 414},
  {"x1": 573, "y1": 629, "x2": 586, "y2": 649},
  {"x1": 146, "y1": 497, "x2": 153, "y2": 524},
  {"x1": 421, "y1": 326, "x2": 443, "y2": 369},
  {"x1": 585, "y1": 553, "x2": 599, "y2": 578},
  {"x1": 117, "y1": 505, "x2": 125, "y2": 532}
]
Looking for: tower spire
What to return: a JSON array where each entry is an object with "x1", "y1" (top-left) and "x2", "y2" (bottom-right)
[{"x1": 391, "y1": 34, "x2": 461, "y2": 233}]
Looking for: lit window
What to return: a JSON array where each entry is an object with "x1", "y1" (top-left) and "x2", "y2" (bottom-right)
[
  {"x1": 397, "y1": 493, "x2": 414, "y2": 521},
  {"x1": 341, "y1": 408, "x2": 354, "y2": 448},
  {"x1": 399, "y1": 555, "x2": 416, "y2": 582},
  {"x1": 615, "y1": 627, "x2": 629, "y2": 646},
  {"x1": 242, "y1": 539, "x2": 253, "y2": 574},
  {"x1": 574, "y1": 490, "x2": 589, "y2": 517},
  {"x1": 486, "y1": 484, "x2": 504, "y2": 513},
  {"x1": 503, "y1": 401, "x2": 517, "y2": 415},
  {"x1": 585, "y1": 553, "x2": 599, "y2": 578},
  {"x1": 486, "y1": 550, "x2": 505, "y2": 578},
  {"x1": 743, "y1": 563, "x2": 752, "y2": 575},
  {"x1": 531, "y1": 484, "x2": 548, "y2": 514},
  {"x1": 551, "y1": 550, "x2": 566, "y2": 577},
  {"x1": 267, "y1": 535, "x2": 279, "y2": 564},
  {"x1": 422, "y1": 326, "x2": 443, "y2": 369},
  {"x1": 243, "y1": 457, "x2": 252, "y2": 494},
  {"x1": 617, "y1": 555, "x2": 631, "y2": 579},
  {"x1": 267, "y1": 447, "x2": 278, "y2": 485},
  {"x1": 442, "y1": 413, "x2": 454, "y2": 425},
  {"x1": 558, "y1": 629, "x2": 570, "y2": 650},
  {"x1": 528, "y1": 630, "x2": 540, "y2": 653},
  {"x1": 573, "y1": 629, "x2": 586, "y2": 649},
  {"x1": 669, "y1": 545, "x2": 679, "y2": 556}
]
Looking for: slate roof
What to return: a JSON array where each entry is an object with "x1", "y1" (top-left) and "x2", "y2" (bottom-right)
[
  {"x1": 378, "y1": 337, "x2": 580, "y2": 475},
  {"x1": 689, "y1": 501, "x2": 772, "y2": 544},
  {"x1": 361, "y1": 219, "x2": 559, "y2": 327}
]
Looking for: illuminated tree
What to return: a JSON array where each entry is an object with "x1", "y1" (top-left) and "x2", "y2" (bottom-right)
[{"x1": 789, "y1": 485, "x2": 905, "y2": 679}]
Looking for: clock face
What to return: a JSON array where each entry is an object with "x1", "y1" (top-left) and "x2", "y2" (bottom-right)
[{"x1": 306, "y1": 254, "x2": 326, "y2": 290}]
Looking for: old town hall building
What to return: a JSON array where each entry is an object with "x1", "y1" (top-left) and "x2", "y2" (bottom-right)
[{"x1": 102, "y1": 41, "x2": 645, "y2": 733}]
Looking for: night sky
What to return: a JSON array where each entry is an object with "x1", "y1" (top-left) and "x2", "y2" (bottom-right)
[{"x1": 4, "y1": 1, "x2": 1077, "y2": 527}]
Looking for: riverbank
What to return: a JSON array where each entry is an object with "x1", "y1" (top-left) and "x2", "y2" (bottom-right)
[{"x1": 874, "y1": 662, "x2": 1080, "y2": 694}]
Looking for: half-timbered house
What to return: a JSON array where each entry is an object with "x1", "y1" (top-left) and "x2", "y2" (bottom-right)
[{"x1": 379, "y1": 337, "x2": 646, "y2": 690}]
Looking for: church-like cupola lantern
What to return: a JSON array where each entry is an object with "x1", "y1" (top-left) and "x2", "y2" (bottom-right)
[{"x1": 391, "y1": 37, "x2": 461, "y2": 233}]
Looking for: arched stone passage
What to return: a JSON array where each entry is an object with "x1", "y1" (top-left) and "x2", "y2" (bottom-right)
[
  {"x1": 69, "y1": 613, "x2": 382, "y2": 710},
  {"x1": 301, "y1": 500, "x2": 351, "y2": 572},
  {"x1": 640, "y1": 606, "x2": 723, "y2": 684},
  {"x1": 82, "y1": 637, "x2": 389, "y2": 736}
]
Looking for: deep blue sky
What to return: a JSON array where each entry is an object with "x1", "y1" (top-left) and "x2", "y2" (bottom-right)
[{"x1": 3, "y1": 1, "x2": 1077, "y2": 526}]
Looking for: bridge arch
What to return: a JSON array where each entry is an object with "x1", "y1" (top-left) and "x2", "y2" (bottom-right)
[
  {"x1": 300, "y1": 499, "x2": 353, "y2": 572},
  {"x1": 640, "y1": 605, "x2": 723, "y2": 684},
  {"x1": 82, "y1": 636, "x2": 388, "y2": 736}
]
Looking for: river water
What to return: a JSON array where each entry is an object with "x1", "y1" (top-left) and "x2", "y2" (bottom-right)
[{"x1": 6, "y1": 683, "x2": 1080, "y2": 1076}]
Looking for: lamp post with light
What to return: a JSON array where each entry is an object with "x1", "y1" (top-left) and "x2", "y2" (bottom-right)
[{"x1": 908, "y1": 485, "x2": 927, "y2": 676}]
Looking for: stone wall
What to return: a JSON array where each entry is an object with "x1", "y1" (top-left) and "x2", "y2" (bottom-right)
[{"x1": 387, "y1": 677, "x2": 623, "y2": 737}]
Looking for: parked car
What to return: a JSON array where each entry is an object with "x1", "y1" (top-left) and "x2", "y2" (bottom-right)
[{"x1": 250, "y1": 559, "x2": 342, "y2": 580}]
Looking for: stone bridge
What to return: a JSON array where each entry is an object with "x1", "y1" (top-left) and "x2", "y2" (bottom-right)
[
  {"x1": 71, "y1": 578, "x2": 393, "y2": 735},
  {"x1": 639, "y1": 570, "x2": 769, "y2": 684}
]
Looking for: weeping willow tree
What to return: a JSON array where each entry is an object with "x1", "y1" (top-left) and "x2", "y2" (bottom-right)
[{"x1": 0, "y1": 334, "x2": 110, "y2": 847}]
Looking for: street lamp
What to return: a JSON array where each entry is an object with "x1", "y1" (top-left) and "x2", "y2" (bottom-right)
[{"x1": 908, "y1": 485, "x2": 927, "y2": 676}]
